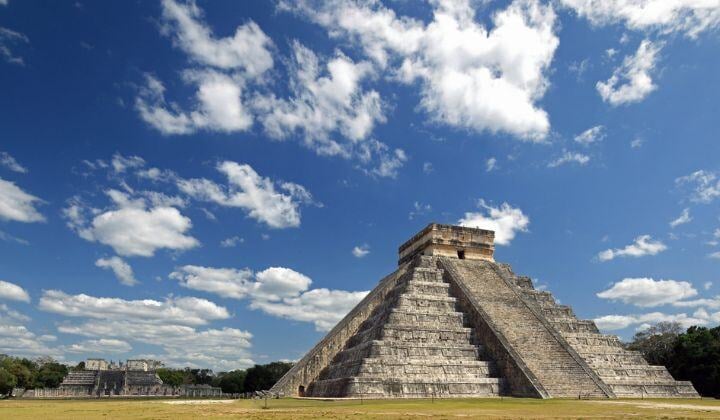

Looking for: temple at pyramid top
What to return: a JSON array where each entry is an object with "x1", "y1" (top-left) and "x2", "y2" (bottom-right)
[{"x1": 398, "y1": 223, "x2": 495, "y2": 265}]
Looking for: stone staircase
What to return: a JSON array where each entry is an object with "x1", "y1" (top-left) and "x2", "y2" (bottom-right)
[
  {"x1": 511, "y1": 273, "x2": 699, "y2": 398},
  {"x1": 440, "y1": 258, "x2": 612, "y2": 398},
  {"x1": 305, "y1": 257, "x2": 505, "y2": 398}
]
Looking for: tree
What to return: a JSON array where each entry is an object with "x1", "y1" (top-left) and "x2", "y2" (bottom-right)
[
  {"x1": 71, "y1": 361, "x2": 86, "y2": 372},
  {"x1": 667, "y1": 325, "x2": 720, "y2": 397},
  {"x1": 0, "y1": 367, "x2": 17, "y2": 395},
  {"x1": 243, "y1": 362, "x2": 293, "y2": 392},
  {"x1": 186, "y1": 368, "x2": 214, "y2": 385},
  {"x1": 626, "y1": 321, "x2": 682, "y2": 366},
  {"x1": 156, "y1": 368, "x2": 185, "y2": 387},
  {"x1": 218, "y1": 370, "x2": 246, "y2": 394},
  {"x1": 34, "y1": 362, "x2": 68, "y2": 388}
]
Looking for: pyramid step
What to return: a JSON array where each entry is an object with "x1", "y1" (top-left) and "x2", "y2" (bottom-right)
[
  {"x1": 307, "y1": 377, "x2": 504, "y2": 398},
  {"x1": 332, "y1": 340, "x2": 484, "y2": 364},
  {"x1": 404, "y1": 280, "x2": 451, "y2": 296},
  {"x1": 387, "y1": 309, "x2": 465, "y2": 328},
  {"x1": 410, "y1": 268, "x2": 445, "y2": 283}
]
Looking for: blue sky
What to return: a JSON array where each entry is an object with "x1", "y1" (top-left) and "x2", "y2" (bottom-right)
[{"x1": 0, "y1": 0, "x2": 719, "y2": 371}]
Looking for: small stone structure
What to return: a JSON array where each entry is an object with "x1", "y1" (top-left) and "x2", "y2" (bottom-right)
[
  {"x1": 26, "y1": 358, "x2": 221, "y2": 398},
  {"x1": 271, "y1": 223, "x2": 699, "y2": 399}
]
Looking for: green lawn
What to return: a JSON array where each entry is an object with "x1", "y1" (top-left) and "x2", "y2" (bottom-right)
[{"x1": 1, "y1": 397, "x2": 719, "y2": 419}]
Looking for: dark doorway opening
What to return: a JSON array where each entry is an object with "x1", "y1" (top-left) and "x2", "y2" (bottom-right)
[
  {"x1": 298, "y1": 385, "x2": 305, "y2": 397},
  {"x1": 457, "y1": 250, "x2": 465, "y2": 259}
]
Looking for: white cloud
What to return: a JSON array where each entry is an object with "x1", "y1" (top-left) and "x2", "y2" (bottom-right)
[
  {"x1": 0, "y1": 152, "x2": 28, "y2": 173},
  {"x1": 597, "y1": 277, "x2": 698, "y2": 307},
  {"x1": 710, "y1": 251, "x2": 720, "y2": 259},
  {"x1": 593, "y1": 311, "x2": 710, "y2": 331},
  {"x1": 177, "y1": 161, "x2": 313, "y2": 228},
  {"x1": 0, "y1": 26, "x2": 29, "y2": 66},
  {"x1": 95, "y1": 256, "x2": 139, "y2": 286},
  {"x1": 136, "y1": 71, "x2": 253, "y2": 135},
  {"x1": 60, "y1": 320, "x2": 254, "y2": 371},
  {"x1": 596, "y1": 39, "x2": 661, "y2": 106},
  {"x1": 64, "y1": 189, "x2": 199, "y2": 257},
  {"x1": 160, "y1": 0, "x2": 273, "y2": 76},
  {"x1": 676, "y1": 170, "x2": 720, "y2": 203},
  {"x1": 39, "y1": 290, "x2": 229, "y2": 326},
  {"x1": 0, "y1": 279, "x2": 30, "y2": 302},
  {"x1": 0, "y1": 322, "x2": 63, "y2": 359},
  {"x1": 252, "y1": 41, "x2": 401, "y2": 175},
  {"x1": 352, "y1": 244, "x2": 370, "y2": 258},
  {"x1": 408, "y1": 201, "x2": 431, "y2": 220},
  {"x1": 65, "y1": 338, "x2": 132, "y2": 354},
  {"x1": 285, "y1": 0, "x2": 559, "y2": 140},
  {"x1": 669, "y1": 208, "x2": 692, "y2": 228},
  {"x1": 672, "y1": 296, "x2": 720, "y2": 310},
  {"x1": 547, "y1": 150, "x2": 590, "y2": 167},
  {"x1": 560, "y1": 0, "x2": 720, "y2": 39},
  {"x1": 220, "y1": 236, "x2": 244, "y2": 247},
  {"x1": 459, "y1": 200, "x2": 529, "y2": 246},
  {"x1": 250, "y1": 288, "x2": 369, "y2": 332},
  {"x1": 110, "y1": 153, "x2": 145, "y2": 174},
  {"x1": 630, "y1": 137, "x2": 644, "y2": 148},
  {"x1": 170, "y1": 264, "x2": 366, "y2": 331},
  {"x1": 0, "y1": 178, "x2": 45, "y2": 223},
  {"x1": 597, "y1": 234, "x2": 667, "y2": 261},
  {"x1": 704, "y1": 281, "x2": 713, "y2": 291},
  {"x1": 574, "y1": 125, "x2": 605, "y2": 145},
  {"x1": 486, "y1": 157, "x2": 498, "y2": 172},
  {"x1": 422, "y1": 162, "x2": 434, "y2": 174}
]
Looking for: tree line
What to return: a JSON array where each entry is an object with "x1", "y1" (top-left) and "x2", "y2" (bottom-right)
[
  {"x1": 625, "y1": 322, "x2": 720, "y2": 397},
  {"x1": 0, "y1": 355, "x2": 69, "y2": 395},
  {"x1": 156, "y1": 361, "x2": 293, "y2": 394}
]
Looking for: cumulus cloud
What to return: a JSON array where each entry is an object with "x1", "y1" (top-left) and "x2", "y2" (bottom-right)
[
  {"x1": 0, "y1": 152, "x2": 28, "y2": 173},
  {"x1": 39, "y1": 290, "x2": 229, "y2": 326},
  {"x1": 59, "y1": 320, "x2": 254, "y2": 371},
  {"x1": 486, "y1": 157, "x2": 498, "y2": 172},
  {"x1": 0, "y1": 279, "x2": 30, "y2": 302},
  {"x1": 560, "y1": 0, "x2": 720, "y2": 38},
  {"x1": 136, "y1": 71, "x2": 253, "y2": 135},
  {"x1": 95, "y1": 256, "x2": 139, "y2": 286},
  {"x1": 63, "y1": 189, "x2": 199, "y2": 257},
  {"x1": 352, "y1": 244, "x2": 370, "y2": 258},
  {"x1": 285, "y1": 0, "x2": 558, "y2": 140},
  {"x1": 177, "y1": 161, "x2": 314, "y2": 228},
  {"x1": 593, "y1": 311, "x2": 713, "y2": 331},
  {"x1": 676, "y1": 170, "x2": 720, "y2": 204},
  {"x1": 220, "y1": 236, "x2": 244, "y2": 247},
  {"x1": 250, "y1": 288, "x2": 369, "y2": 332},
  {"x1": 0, "y1": 322, "x2": 63, "y2": 359},
  {"x1": 596, "y1": 39, "x2": 661, "y2": 106},
  {"x1": 0, "y1": 178, "x2": 45, "y2": 223},
  {"x1": 253, "y1": 42, "x2": 385, "y2": 154},
  {"x1": 669, "y1": 208, "x2": 692, "y2": 228},
  {"x1": 169, "y1": 264, "x2": 367, "y2": 331},
  {"x1": 458, "y1": 200, "x2": 529, "y2": 246},
  {"x1": 0, "y1": 26, "x2": 29, "y2": 66},
  {"x1": 160, "y1": 0, "x2": 273, "y2": 76},
  {"x1": 65, "y1": 338, "x2": 132, "y2": 354},
  {"x1": 547, "y1": 150, "x2": 590, "y2": 168},
  {"x1": 597, "y1": 234, "x2": 667, "y2": 261},
  {"x1": 110, "y1": 153, "x2": 145, "y2": 174},
  {"x1": 574, "y1": 125, "x2": 605, "y2": 145},
  {"x1": 597, "y1": 277, "x2": 698, "y2": 307}
]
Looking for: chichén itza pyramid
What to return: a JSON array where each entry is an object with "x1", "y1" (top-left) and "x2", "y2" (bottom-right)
[{"x1": 271, "y1": 224, "x2": 699, "y2": 399}]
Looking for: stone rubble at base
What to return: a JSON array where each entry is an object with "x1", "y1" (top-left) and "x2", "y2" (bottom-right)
[{"x1": 271, "y1": 223, "x2": 700, "y2": 399}]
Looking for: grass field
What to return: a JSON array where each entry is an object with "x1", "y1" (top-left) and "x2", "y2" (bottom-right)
[{"x1": 1, "y1": 397, "x2": 720, "y2": 419}]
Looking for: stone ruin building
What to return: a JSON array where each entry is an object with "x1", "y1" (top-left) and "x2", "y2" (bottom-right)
[
  {"x1": 26, "y1": 358, "x2": 221, "y2": 398},
  {"x1": 271, "y1": 223, "x2": 699, "y2": 399}
]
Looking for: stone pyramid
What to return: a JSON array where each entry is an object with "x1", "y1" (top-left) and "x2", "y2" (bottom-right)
[{"x1": 271, "y1": 224, "x2": 698, "y2": 399}]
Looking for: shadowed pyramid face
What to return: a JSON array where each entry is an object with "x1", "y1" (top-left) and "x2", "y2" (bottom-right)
[{"x1": 397, "y1": 223, "x2": 495, "y2": 266}]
